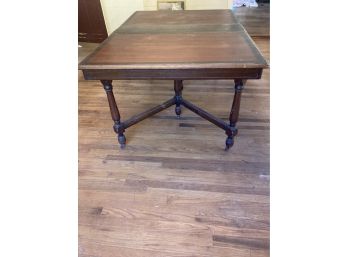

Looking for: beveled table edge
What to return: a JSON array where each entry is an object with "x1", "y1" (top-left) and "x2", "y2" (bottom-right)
[{"x1": 78, "y1": 62, "x2": 269, "y2": 70}]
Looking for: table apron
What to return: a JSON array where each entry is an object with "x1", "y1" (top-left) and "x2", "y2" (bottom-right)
[{"x1": 82, "y1": 68, "x2": 263, "y2": 80}]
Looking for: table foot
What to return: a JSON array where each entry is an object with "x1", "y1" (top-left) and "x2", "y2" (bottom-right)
[
  {"x1": 175, "y1": 106, "x2": 182, "y2": 117},
  {"x1": 225, "y1": 136, "x2": 234, "y2": 151},
  {"x1": 118, "y1": 134, "x2": 126, "y2": 149}
]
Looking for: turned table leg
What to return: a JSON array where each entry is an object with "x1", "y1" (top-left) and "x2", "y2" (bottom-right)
[
  {"x1": 225, "y1": 79, "x2": 245, "y2": 150},
  {"x1": 174, "y1": 80, "x2": 183, "y2": 117},
  {"x1": 101, "y1": 80, "x2": 126, "y2": 148}
]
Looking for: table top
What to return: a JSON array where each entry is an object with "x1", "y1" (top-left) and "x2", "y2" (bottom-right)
[
  {"x1": 122, "y1": 9, "x2": 239, "y2": 26},
  {"x1": 79, "y1": 10, "x2": 267, "y2": 70},
  {"x1": 79, "y1": 10, "x2": 268, "y2": 80}
]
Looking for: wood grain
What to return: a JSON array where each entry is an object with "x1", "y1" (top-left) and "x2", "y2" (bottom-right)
[
  {"x1": 123, "y1": 10, "x2": 239, "y2": 26},
  {"x1": 79, "y1": 10, "x2": 268, "y2": 78},
  {"x1": 78, "y1": 36, "x2": 269, "y2": 256}
]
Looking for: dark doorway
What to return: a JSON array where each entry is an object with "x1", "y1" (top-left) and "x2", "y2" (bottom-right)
[{"x1": 78, "y1": 0, "x2": 108, "y2": 43}]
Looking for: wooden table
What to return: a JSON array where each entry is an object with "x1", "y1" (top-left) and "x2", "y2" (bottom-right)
[{"x1": 79, "y1": 10, "x2": 268, "y2": 150}]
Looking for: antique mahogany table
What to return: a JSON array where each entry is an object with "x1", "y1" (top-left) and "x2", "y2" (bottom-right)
[{"x1": 79, "y1": 10, "x2": 268, "y2": 150}]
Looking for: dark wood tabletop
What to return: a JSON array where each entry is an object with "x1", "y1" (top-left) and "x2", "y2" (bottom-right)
[
  {"x1": 79, "y1": 10, "x2": 268, "y2": 80},
  {"x1": 123, "y1": 9, "x2": 239, "y2": 26}
]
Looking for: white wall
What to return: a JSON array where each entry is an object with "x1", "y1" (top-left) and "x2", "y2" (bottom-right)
[
  {"x1": 186, "y1": 0, "x2": 228, "y2": 10},
  {"x1": 100, "y1": 0, "x2": 144, "y2": 35},
  {"x1": 143, "y1": 0, "x2": 157, "y2": 10}
]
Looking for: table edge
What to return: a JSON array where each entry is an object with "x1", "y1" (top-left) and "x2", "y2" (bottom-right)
[{"x1": 81, "y1": 67, "x2": 265, "y2": 80}]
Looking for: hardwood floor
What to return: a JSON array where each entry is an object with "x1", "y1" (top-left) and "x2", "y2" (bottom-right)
[
  {"x1": 78, "y1": 37, "x2": 269, "y2": 257},
  {"x1": 233, "y1": 4, "x2": 270, "y2": 37}
]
